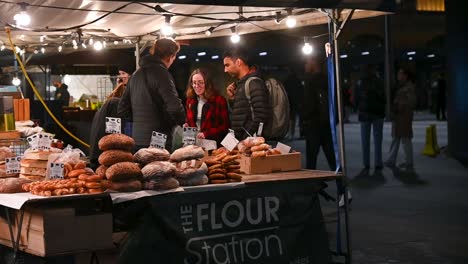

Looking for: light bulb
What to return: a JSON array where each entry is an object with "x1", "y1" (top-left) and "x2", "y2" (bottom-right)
[
  {"x1": 113, "y1": 40, "x2": 119, "y2": 45},
  {"x1": 103, "y1": 41, "x2": 107, "y2": 48},
  {"x1": 73, "y1": 45, "x2": 78, "y2": 50},
  {"x1": 161, "y1": 24, "x2": 173, "y2": 36},
  {"x1": 82, "y1": 43, "x2": 87, "y2": 49},
  {"x1": 93, "y1": 41, "x2": 103, "y2": 51},
  {"x1": 89, "y1": 38, "x2": 94, "y2": 45},
  {"x1": 40, "y1": 35, "x2": 45, "y2": 42},
  {"x1": 13, "y1": 11, "x2": 31, "y2": 26},
  {"x1": 12, "y1": 77, "x2": 21, "y2": 86},
  {"x1": 34, "y1": 49, "x2": 38, "y2": 54},
  {"x1": 0, "y1": 45, "x2": 4, "y2": 51},
  {"x1": 286, "y1": 16, "x2": 296, "y2": 28},
  {"x1": 205, "y1": 30, "x2": 212, "y2": 37},
  {"x1": 15, "y1": 46, "x2": 20, "y2": 53},
  {"x1": 72, "y1": 39, "x2": 77, "y2": 46},
  {"x1": 302, "y1": 43, "x2": 313, "y2": 55},
  {"x1": 230, "y1": 33, "x2": 240, "y2": 43},
  {"x1": 41, "y1": 47, "x2": 45, "y2": 54},
  {"x1": 58, "y1": 46, "x2": 62, "y2": 52}
]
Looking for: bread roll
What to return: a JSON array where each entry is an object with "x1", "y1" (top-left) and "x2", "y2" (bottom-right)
[
  {"x1": 20, "y1": 167, "x2": 47, "y2": 176},
  {"x1": 108, "y1": 179, "x2": 142, "y2": 192},
  {"x1": 98, "y1": 150, "x2": 134, "y2": 166},
  {"x1": 170, "y1": 145, "x2": 205, "y2": 162},
  {"x1": 141, "y1": 161, "x2": 176, "y2": 179},
  {"x1": 96, "y1": 165, "x2": 108, "y2": 178},
  {"x1": 134, "y1": 148, "x2": 170, "y2": 165},
  {"x1": 177, "y1": 174, "x2": 208, "y2": 186},
  {"x1": 106, "y1": 162, "x2": 142, "y2": 182},
  {"x1": 251, "y1": 150, "x2": 266, "y2": 158},
  {"x1": 143, "y1": 177, "x2": 179, "y2": 190},
  {"x1": 98, "y1": 134, "x2": 135, "y2": 151},
  {"x1": 0, "y1": 178, "x2": 32, "y2": 193},
  {"x1": 251, "y1": 143, "x2": 270, "y2": 152}
]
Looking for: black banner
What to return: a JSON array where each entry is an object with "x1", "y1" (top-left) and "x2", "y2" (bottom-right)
[{"x1": 119, "y1": 181, "x2": 330, "y2": 264}]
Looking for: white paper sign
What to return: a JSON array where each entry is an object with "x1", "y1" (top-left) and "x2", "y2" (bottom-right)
[
  {"x1": 49, "y1": 163, "x2": 64, "y2": 180},
  {"x1": 196, "y1": 139, "x2": 217, "y2": 151},
  {"x1": 150, "y1": 131, "x2": 167, "y2": 149},
  {"x1": 183, "y1": 127, "x2": 198, "y2": 146},
  {"x1": 27, "y1": 133, "x2": 52, "y2": 150},
  {"x1": 257, "y1": 122, "x2": 264, "y2": 136},
  {"x1": 5, "y1": 156, "x2": 21, "y2": 174},
  {"x1": 221, "y1": 133, "x2": 239, "y2": 152},
  {"x1": 276, "y1": 142, "x2": 292, "y2": 154},
  {"x1": 105, "y1": 117, "x2": 121, "y2": 134}
]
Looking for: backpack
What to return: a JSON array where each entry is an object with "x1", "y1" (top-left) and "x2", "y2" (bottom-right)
[{"x1": 245, "y1": 77, "x2": 290, "y2": 140}]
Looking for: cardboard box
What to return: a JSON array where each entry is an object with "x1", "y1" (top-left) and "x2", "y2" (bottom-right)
[
  {"x1": 240, "y1": 152, "x2": 302, "y2": 174},
  {"x1": 13, "y1": 98, "x2": 30, "y2": 121},
  {"x1": 0, "y1": 198, "x2": 113, "y2": 257}
]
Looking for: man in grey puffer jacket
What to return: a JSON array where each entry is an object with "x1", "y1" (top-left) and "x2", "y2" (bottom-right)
[{"x1": 223, "y1": 49, "x2": 270, "y2": 140}]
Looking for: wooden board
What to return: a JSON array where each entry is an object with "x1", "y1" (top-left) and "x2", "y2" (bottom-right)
[{"x1": 242, "y1": 169, "x2": 340, "y2": 184}]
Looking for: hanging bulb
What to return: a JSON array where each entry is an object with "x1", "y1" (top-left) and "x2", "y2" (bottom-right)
[
  {"x1": 73, "y1": 45, "x2": 78, "y2": 50},
  {"x1": 205, "y1": 27, "x2": 215, "y2": 37},
  {"x1": 82, "y1": 43, "x2": 87, "y2": 49},
  {"x1": 13, "y1": 10, "x2": 31, "y2": 26},
  {"x1": 302, "y1": 42, "x2": 313, "y2": 55},
  {"x1": 58, "y1": 45, "x2": 62, "y2": 52},
  {"x1": 40, "y1": 35, "x2": 45, "y2": 42},
  {"x1": 113, "y1": 40, "x2": 119, "y2": 45},
  {"x1": 286, "y1": 9, "x2": 296, "y2": 28},
  {"x1": 93, "y1": 41, "x2": 103, "y2": 51},
  {"x1": 230, "y1": 26, "x2": 240, "y2": 44},
  {"x1": 14, "y1": 46, "x2": 21, "y2": 53},
  {"x1": 103, "y1": 41, "x2": 107, "y2": 48},
  {"x1": 34, "y1": 49, "x2": 38, "y2": 54},
  {"x1": 161, "y1": 15, "x2": 173, "y2": 36},
  {"x1": 41, "y1": 47, "x2": 45, "y2": 54},
  {"x1": 72, "y1": 39, "x2": 77, "y2": 46},
  {"x1": 12, "y1": 77, "x2": 21, "y2": 86},
  {"x1": 0, "y1": 45, "x2": 5, "y2": 51},
  {"x1": 19, "y1": 49, "x2": 25, "y2": 56},
  {"x1": 89, "y1": 38, "x2": 94, "y2": 45}
]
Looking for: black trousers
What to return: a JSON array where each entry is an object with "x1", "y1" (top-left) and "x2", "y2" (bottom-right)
[{"x1": 305, "y1": 123, "x2": 336, "y2": 171}]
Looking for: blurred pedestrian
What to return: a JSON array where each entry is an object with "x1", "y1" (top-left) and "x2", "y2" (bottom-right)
[
  {"x1": 435, "y1": 72, "x2": 446, "y2": 120},
  {"x1": 284, "y1": 69, "x2": 304, "y2": 139}
]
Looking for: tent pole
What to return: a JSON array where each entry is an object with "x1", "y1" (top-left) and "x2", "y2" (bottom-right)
[{"x1": 332, "y1": 9, "x2": 352, "y2": 264}]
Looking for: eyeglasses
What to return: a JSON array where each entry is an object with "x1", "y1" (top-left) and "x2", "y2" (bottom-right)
[{"x1": 192, "y1": 81, "x2": 205, "y2": 86}]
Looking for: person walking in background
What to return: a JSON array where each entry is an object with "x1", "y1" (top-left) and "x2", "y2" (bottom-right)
[
  {"x1": 435, "y1": 72, "x2": 446, "y2": 121},
  {"x1": 284, "y1": 69, "x2": 304, "y2": 139},
  {"x1": 302, "y1": 57, "x2": 336, "y2": 171},
  {"x1": 185, "y1": 68, "x2": 230, "y2": 145},
  {"x1": 52, "y1": 78, "x2": 70, "y2": 107},
  {"x1": 355, "y1": 65, "x2": 386, "y2": 173},
  {"x1": 223, "y1": 48, "x2": 270, "y2": 140},
  {"x1": 385, "y1": 68, "x2": 417, "y2": 171},
  {"x1": 118, "y1": 38, "x2": 185, "y2": 150},
  {"x1": 89, "y1": 65, "x2": 134, "y2": 169}
]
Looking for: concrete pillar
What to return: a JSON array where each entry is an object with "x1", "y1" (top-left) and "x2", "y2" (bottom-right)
[{"x1": 446, "y1": 0, "x2": 468, "y2": 164}]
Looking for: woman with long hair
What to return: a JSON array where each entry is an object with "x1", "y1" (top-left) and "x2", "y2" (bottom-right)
[{"x1": 185, "y1": 68, "x2": 229, "y2": 144}]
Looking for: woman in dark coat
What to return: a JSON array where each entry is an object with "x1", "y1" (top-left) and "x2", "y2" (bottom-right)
[
  {"x1": 385, "y1": 68, "x2": 417, "y2": 170},
  {"x1": 118, "y1": 38, "x2": 185, "y2": 150},
  {"x1": 185, "y1": 68, "x2": 229, "y2": 145}
]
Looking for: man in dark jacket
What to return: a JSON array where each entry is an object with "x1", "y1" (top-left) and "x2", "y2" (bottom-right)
[
  {"x1": 302, "y1": 57, "x2": 336, "y2": 171},
  {"x1": 223, "y1": 49, "x2": 270, "y2": 139},
  {"x1": 355, "y1": 65, "x2": 386, "y2": 172},
  {"x1": 118, "y1": 38, "x2": 185, "y2": 150},
  {"x1": 53, "y1": 79, "x2": 70, "y2": 107}
]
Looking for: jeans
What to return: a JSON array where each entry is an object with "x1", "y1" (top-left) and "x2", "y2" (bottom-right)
[
  {"x1": 387, "y1": 137, "x2": 414, "y2": 166},
  {"x1": 305, "y1": 124, "x2": 336, "y2": 171},
  {"x1": 360, "y1": 119, "x2": 384, "y2": 168}
]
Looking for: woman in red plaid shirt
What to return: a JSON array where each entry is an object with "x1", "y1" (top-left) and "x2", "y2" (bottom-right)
[{"x1": 185, "y1": 68, "x2": 230, "y2": 144}]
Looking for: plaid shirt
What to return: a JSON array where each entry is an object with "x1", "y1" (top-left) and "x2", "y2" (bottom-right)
[{"x1": 186, "y1": 95, "x2": 230, "y2": 143}]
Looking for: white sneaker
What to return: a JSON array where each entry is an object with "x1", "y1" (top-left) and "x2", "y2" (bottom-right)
[{"x1": 339, "y1": 190, "x2": 353, "y2": 207}]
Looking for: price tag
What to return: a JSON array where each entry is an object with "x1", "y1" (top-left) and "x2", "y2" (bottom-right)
[
  {"x1": 257, "y1": 122, "x2": 264, "y2": 136},
  {"x1": 150, "y1": 131, "x2": 167, "y2": 149},
  {"x1": 196, "y1": 138, "x2": 217, "y2": 151},
  {"x1": 27, "y1": 133, "x2": 52, "y2": 150},
  {"x1": 183, "y1": 127, "x2": 198, "y2": 146},
  {"x1": 49, "y1": 163, "x2": 64, "y2": 180},
  {"x1": 276, "y1": 142, "x2": 291, "y2": 154},
  {"x1": 5, "y1": 156, "x2": 21, "y2": 174},
  {"x1": 221, "y1": 133, "x2": 239, "y2": 152},
  {"x1": 105, "y1": 117, "x2": 121, "y2": 134}
]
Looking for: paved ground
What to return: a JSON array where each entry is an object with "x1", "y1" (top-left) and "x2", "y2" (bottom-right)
[{"x1": 288, "y1": 112, "x2": 468, "y2": 264}]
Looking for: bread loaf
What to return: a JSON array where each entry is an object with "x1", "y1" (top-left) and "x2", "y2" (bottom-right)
[
  {"x1": 20, "y1": 159, "x2": 48, "y2": 168},
  {"x1": 134, "y1": 148, "x2": 170, "y2": 165},
  {"x1": 0, "y1": 147, "x2": 15, "y2": 161},
  {"x1": 177, "y1": 174, "x2": 208, "y2": 186},
  {"x1": 170, "y1": 145, "x2": 205, "y2": 162},
  {"x1": 98, "y1": 134, "x2": 135, "y2": 151},
  {"x1": 106, "y1": 162, "x2": 142, "y2": 182},
  {"x1": 0, "y1": 178, "x2": 32, "y2": 193},
  {"x1": 108, "y1": 179, "x2": 142, "y2": 192},
  {"x1": 141, "y1": 161, "x2": 176, "y2": 179},
  {"x1": 143, "y1": 177, "x2": 179, "y2": 190},
  {"x1": 20, "y1": 167, "x2": 47, "y2": 176},
  {"x1": 175, "y1": 162, "x2": 208, "y2": 179},
  {"x1": 96, "y1": 165, "x2": 108, "y2": 178},
  {"x1": 98, "y1": 150, "x2": 134, "y2": 166}
]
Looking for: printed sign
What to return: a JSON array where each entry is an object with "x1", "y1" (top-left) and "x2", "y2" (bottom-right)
[
  {"x1": 196, "y1": 138, "x2": 217, "y2": 151},
  {"x1": 183, "y1": 127, "x2": 199, "y2": 146},
  {"x1": 5, "y1": 156, "x2": 21, "y2": 174},
  {"x1": 27, "y1": 133, "x2": 52, "y2": 150},
  {"x1": 105, "y1": 117, "x2": 121, "y2": 134},
  {"x1": 276, "y1": 142, "x2": 291, "y2": 154},
  {"x1": 150, "y1": 131, "x2": 167, "y2": 149},
  {"x1": 49, "y1": 163, "x2": 64, "y2": 180},
  {"x1": 221, "y1": 132, "x2": 239, "y2": 152}
]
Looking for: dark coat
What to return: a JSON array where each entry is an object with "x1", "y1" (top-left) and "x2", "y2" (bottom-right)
[
  {"x1": 391, "y1": 81, "x2": 416, "y2": 138},
  {"x1": 302, "y1": 72, "x2": 330, "y2": 128},
  {"x1": 230, "y1": 72, "x2": 270, "y2": 139},
  {"x1": 89, "y1": 97, "x2": 120, "y2": 169},
  {"x1": 118, "y1": 55, "x2": 185, "y2": 148},
  {"x1": 186, "y1": 95, "x2": 230, "y2": 144},
  {"x1": 55, "y1": 84, "x2": 70, "y2": 107},
  {"x1": 356, "y1": 75, "x2": 386, "y2": 121}
]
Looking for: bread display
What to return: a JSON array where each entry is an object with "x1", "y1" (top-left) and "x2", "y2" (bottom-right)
[
  {"x1": 0, "y1": 178, "x2": 32, "y2": 193},
  {"x1": 206, "y1": 149, "x2": 244, "y2": 184},
  {"x1": 22, "y1": 177, "x2": 106, "y2": 196},
  {"x1": 106, "y1": 162, "x2": 142, "y2": 182},
  {"x1": 98, "y1": 150, "x2": 134, "y2": 166},
  {"x1": 98, "y1": 133, "x2": 135, "y2": 151},
  {"x1": 141, "y1": 161, "x2": 175, "y2": 180},
  {"x1": 134, "y1": 147, "x2": 170, "y2": 165},
  {"x1": 170, "y1": 145, "x2": 204, "y2": 162}
]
